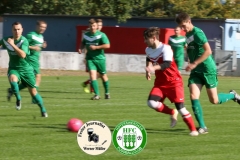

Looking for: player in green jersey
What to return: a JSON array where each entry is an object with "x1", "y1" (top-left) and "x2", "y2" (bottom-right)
[
  {"x1": 78, "y1": 18, "x2": 110, "y2": 100},
  {"x1": 176, "y1": 13, "x2": 240, "y2": 134},
  {"x1": 0, "y1": 22, "x2": 48, "y2": 117},
  {"x1": 82, "y1": 19, "x2": 103, "y2": 94},
  {"x1": 7, "y1": 20, "x2": 47, "y2": 104},
  {"x1": 168, "y1": 26, "x2": 187, "y2": 71}
]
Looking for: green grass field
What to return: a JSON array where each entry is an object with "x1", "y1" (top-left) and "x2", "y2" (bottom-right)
[{"x1": 1, "y1": 72, "x2": 240, "y2": 160}]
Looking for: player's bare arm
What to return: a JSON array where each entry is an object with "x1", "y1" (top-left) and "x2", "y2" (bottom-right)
[
  {"x1": 78, "y1": 43, "x2": 86, "y2": 54},
  {"x1": 29, "y1": 45, "x2": 41, "y2": 51},
  {"x1": 185, "y1": 42, "x2": 211, "y2": 72},
  {"x1": 7, "y1": 38, "x2": 26, "y2": 58},
  {"x1": 89, "y1": 44, "x2": 110, "y2": 50},
  {"x1": 145, "y1": 58, "x2": 152, "y2": 80},
  {"x1": 42, "y1": 41, "x2": 47, "y2": 48}
]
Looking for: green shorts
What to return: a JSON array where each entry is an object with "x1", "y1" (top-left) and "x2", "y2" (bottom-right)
[
  {"x1": 174, "y1": 58, "x2": 184, "y2": 70},
  {"x1": 87, "y1": 59, "x2": 107, "y2": 74},
  {"x1": 8, "y1": 69, "x2": 36, "y2": 88},
  {"x1": 188, "y1": 72, "x2": 218, "y2": 89},
  {"x1": 30, "y1": 63, "x2": 40, "y2": 74},
  {"x1": 33, "y1": 66, "x2": 40, "y2": 75}
]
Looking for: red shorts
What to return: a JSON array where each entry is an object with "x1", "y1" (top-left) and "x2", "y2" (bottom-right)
[{"x1": 149, "y1": 85, "x2": 184, "y2": 103}]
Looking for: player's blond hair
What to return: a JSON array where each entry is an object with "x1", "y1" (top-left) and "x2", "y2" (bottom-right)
[{"x1": 143, "y1": 27, "x2": 160, "y2": 40}]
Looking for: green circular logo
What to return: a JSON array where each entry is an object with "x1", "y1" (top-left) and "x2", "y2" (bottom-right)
[{"x1": 112, "y1": 120, "x2": 147, "y2": 155}]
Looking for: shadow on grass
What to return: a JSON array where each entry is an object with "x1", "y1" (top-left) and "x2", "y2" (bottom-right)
[
  {"x1": 13, "y1": 123, "x2": 69, "y2": 132},
  {"x1": 108, "y1": 126, "x2": 187, "y2": 135}
]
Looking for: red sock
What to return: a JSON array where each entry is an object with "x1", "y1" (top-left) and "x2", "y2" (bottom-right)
[
  {"x1": 84, "y1": 79, "x2": 91, "y2": 85},
  {"x1": 182, "y1": 114, "x2": 197, "y2": 131},
  {"x1": 156, "y1": 103, "x2": 174, "y2": 115}
]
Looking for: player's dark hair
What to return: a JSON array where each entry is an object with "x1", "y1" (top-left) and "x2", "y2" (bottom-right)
[
  {"x1": 37, "y1": 20, "x2": 47, "y2": 26},
  {"x1": 12, "y1": 22, "x2": 21, "y2": 26},
  {"x1": 143, "y1": 27, "x2": 159, "y2": 40},
  {"x1": 89, "y1": 18, "x2": 97, "y2": 24},
  {"x1": 175, "y1": 13, "x2": 191, "y2": 24},
  {"x1": 96, "y1": 19, "x2": 102, "y2": 23}
]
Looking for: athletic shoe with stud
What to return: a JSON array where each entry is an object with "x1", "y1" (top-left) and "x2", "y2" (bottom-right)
[
  {"x1": 91, "y1": 95, "x2": 100, "y2": 100},
  {"x1": 7, "y1": 88, "x2": 13, "y2": 101},
  {"x1": 105, "y1": 93, "x2": 110, "y2": 99},
  {"x1": 81, "y1": 82, "x2": 90, "y2": 93},
  {"x1": 229, "y1": 90, "x2": 240, "y2": 104},
  {"x1": 41, "y1": 112, "x2": 48, "y2": 117},
  {"x1": 189, "y1": 131, "x2": 199, "y2": 136},
  {"x1": 197, "y1": 127, "x2": 209, "y2": 134},
  {"x1": 16, "y1": 100, "x2": 21, "y2": 110},
  {"x1": 170, "y1": 109, "x2": 178, "y2": 128}
]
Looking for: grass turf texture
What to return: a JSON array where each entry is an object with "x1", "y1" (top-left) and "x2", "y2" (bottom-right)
[{"x1": 0, "y1": 72, "x2": 240, "y2": 160}]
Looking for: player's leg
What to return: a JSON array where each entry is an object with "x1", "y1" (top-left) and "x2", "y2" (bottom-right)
[
  {"x1": 82, "y1": 64, "x2": 90, "y2": 93},
  {"x1": 204, "y1": 73, "x2": 239, "y2": 104},
  {"x1": 23, "y1": 72, "x2": 47, "y2": 117},
  {"x1": 147, "y1": 87, "x2": 177, "y2": 127},
  {"x1": 169, "y1": 85, "x2": 198, "y2": 136},
  {"x1": 28, "y1": 87, "x2": 48, "y2": 117},
  {"x1": 8, "y1": 70, "x2": 21, "y2": 110},
  {"x1": 88, "y1": 60, "x2": 100, "y2": 100},
  {"x1": 97, "y1": 59, "x2": 110, "y2": 99},
  {"x1": 188, "y1": 73, "x2": 207, "y2": 133}
]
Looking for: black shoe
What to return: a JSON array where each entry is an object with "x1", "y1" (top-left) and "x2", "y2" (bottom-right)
[
  {"x1": 16, "y1": 100, "x2": 21, "y2": 110},
  {"x1": 41, "y1": 112, "x2": 48, "y2": 117},
  {"x1": 91, "y1": 95, "x2": 100, "y2": 100},
  {"x1": 229, "y1": 90, "x2": 240, "y2": 104},
  {"x1": 105, "y1": 93, "x2": 110, "y2": 99},
  {"x1": 7, "y1": 88, "x2": 13, "y2": 101}
]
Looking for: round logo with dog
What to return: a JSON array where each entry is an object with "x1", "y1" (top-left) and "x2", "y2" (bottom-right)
[
  {"x1": 112, "y1": 120, "x2": 147, "y2": 155},
  {"x1": 77, "y1": 120, "x2": 112, "y2": 155}
]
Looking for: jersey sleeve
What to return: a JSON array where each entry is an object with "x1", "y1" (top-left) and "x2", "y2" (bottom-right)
[
  {"x1": 162, "y1": 45, "x2": 173, "y2": 61},
  {"x1": 194, "y1": 31, "x2": 208, "y2": 46},
  {"x1": 21, "y1": 39, "x2": 30, "y2": 55},
  {"x1": 100, "y1": 33, "x2": 110, "y2": 44},
  {"x1": 25, "y1": 33, "x2": 33, "y2": 44}
]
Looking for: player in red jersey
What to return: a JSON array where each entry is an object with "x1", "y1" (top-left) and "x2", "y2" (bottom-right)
[{"x1": 144, "y1": 27, "x2": 198, "y2": 136}]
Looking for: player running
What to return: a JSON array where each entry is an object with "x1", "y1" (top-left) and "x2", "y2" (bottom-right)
[{"x1": 144, "y1": 27, "x2": 198, "y2": 136}]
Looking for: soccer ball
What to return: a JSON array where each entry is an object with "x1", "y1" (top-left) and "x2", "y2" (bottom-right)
[{"x1": 67, "y1": 118, "x2": 84, "y2": 132}]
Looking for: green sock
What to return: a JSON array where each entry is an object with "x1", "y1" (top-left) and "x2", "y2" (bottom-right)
[
  {"x1": 102, "y1": 80, "x2": 109, "y2": 94},
  {"x1": 218, "y1": 93, "x2": 234, "y2": 104},
  {"x1": 10, "y1": 82, "x2": 21, "y2": 101},
  {"x1": 91, "y1": 80, "x2": 99, "y2": 95},
  {"x1": 19, "y1": 83, "x2": 27, "y2": 91},
  {"x1": 191, "y1": 99, "x2": 206, "y2": 128},
  {"x1": 32, "y1": 94, "x2": 47, "y2": 113}
]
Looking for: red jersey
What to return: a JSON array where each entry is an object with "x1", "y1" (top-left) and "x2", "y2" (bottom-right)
[{"x1": 145, "y1": 43, "x2": 183, "y2": 88}]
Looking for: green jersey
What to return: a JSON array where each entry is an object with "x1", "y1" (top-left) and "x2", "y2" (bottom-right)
[
  {"x1": 0, "y1": 36, "x2": 32, "y2": 73},
  {"x1": 186, "y1": 27, "x2": 216, "y2": 73},
  {"x1": 82, "y1": 30, "x2": 110, "y2": 60},
  {"x1": 25, "y1": 31, "x2": 44, "y2": 67},
  {"x1": 168, "y1": 35, "x2": 186, "y2": 59}
]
